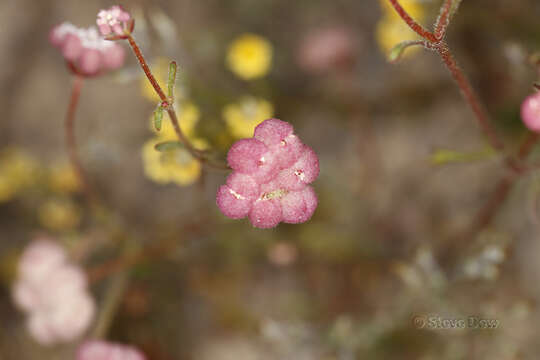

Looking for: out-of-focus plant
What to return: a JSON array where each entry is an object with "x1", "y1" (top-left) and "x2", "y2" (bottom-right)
[
  {"x1": 384, "y1": 0, "x2": 540, "y2": 272},
  {"x1": 226, "y1": 33, "x2": 273, "y2": 80}
]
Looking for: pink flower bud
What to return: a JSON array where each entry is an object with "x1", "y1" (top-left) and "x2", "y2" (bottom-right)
[
  {"x1": 77, "y1": 340, "x2": 146, "y2": 360},
  {"x1": 521, "y1": 92, "x2": 540, "y2": 132},
  {"x1": 254, "y1": 118, "x2": 294, "y2": 146},
  {"x1": 49, "y1": 22, "x2": 125, "y2": 77},
  {"x1": 12, "y1": 238, "x2": 95, "y2": 345},
  {"x1": 217, "y1": 173, "x2": 259, "y2": 219},
  {"x1": 281, "y1": 186, "x2": 318, "y2": 224},
  {"x1": 96, "y1": 5, "x2": 132, "y2": 36},
  {"x1": 217, "y1": 118, "x2": 319, "y2": 228}
]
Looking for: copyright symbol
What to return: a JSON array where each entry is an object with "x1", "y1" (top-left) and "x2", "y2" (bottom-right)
[{"x1": 412, "y1": 315, "x2": 426, "y2": 329}]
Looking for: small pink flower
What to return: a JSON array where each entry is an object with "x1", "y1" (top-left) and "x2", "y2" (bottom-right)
[
  {"x1": 77, "y1": 340, "x2": 146, "y2": 360},
  {"x1": 96, "y1": 5, "x2": 132, "y2": 36},
  {"x1": 217, "y1": 119, "x2": 319, "y2": 228},
  {"x1": 50, "y1": 23, "x2": 125, "y2": 77},
  {"x1": 12, "y1": 238, "x2": 95, "y2": 345},
  {"x1": 521, "y1": 92, "x2": 540, "y2": 132},
  {"x1": 297, "y1": 26, "x2": 356, "y2": 73}
]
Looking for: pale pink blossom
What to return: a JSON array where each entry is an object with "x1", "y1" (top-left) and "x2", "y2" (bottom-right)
[
  {"x1": 217, "y1": 119, "x2": 319, "y2": 228},
  {"x1": 297, "y1": 26, "x2": 356, "y2": 73},
  {"x1": 96, "y1": 5, "x2": 132, "y2": 36},
  {"x1": 77, "y1": 340, "x2": 146, "y2": 360},
  {"x1": 521, "y1": 92, "x2": 540, "y2": 132},
  {"x1": 12, "y1": 238, "x2": 95, "y2": 345},
  {"x1": 49, "y1": 22, "x2": 125, "y2": 76}
]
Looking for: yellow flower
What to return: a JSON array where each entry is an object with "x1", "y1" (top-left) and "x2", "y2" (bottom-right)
[
  {"x1": 142, "y1": 138, "x2": 208, "y2": 186},
  {"x1": 48, "y1": 162, "x2": 81, "y2": 194},
  {"x1": 223, "y1": 97, "x2": 274, "y2": 138},
  {"x1": 150, "y1": 101, "x2": 200, "y2": 141},
  {"x1": 38, "y1": 198, "x2": 81, "y2": 231},
  {"x1": 375, "y1": 18, "x2": 423, "y2": 57},
  {"x1": 376, "y1": 0, "x2": 426, "y2": 58},
  {"x1": 226, "y1": 34, "x2": 273, "y2": 80},
  {"x1": 140, "y1": 57, "x2": 185, "y2": 103},
  {"x1": 379, "y1": 0, "x2": 425, "y2": 21},
  {"x1": 0, "y1": 148, "x2": 39, "y2": 203}
]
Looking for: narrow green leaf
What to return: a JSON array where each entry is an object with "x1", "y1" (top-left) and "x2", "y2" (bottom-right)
[
  {"x1": 154, "y1": 140, "x2": 184, "y2": 152},
  {"x1": 430, "y1": 147, "x2": 495, "y2": 165},
  {"x1": 167, "y1": 61, "x2": 177, "y2": 99},
  {"x1": 153, "y1": 106, "x2": 163, "y2": 131},
  {"x1": 388, "y1": 41, "x2": 425, "y2": 64}
]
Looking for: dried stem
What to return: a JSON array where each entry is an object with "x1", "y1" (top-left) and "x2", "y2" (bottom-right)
[
  {"x1": 126, "y1": 34, "x2": 230, "y2": 171},
  {"x1": 65, "y1": 75, "x2": 99, "y2": 206}
]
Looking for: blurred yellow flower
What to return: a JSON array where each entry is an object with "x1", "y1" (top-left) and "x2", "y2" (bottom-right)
[
  {"x1": 223, "y1": 97, "x2": 274, "y2": 138},
  {"x1": 226, "y1": 34, "x2": 273, "y2": 80},
  {"x1": 375, "y1": 19, "x2": 423, "y2": 56},
  {"x1": 379, "y1": 0, "x2": 425, "y2": 21},
  {"x1": 0, "y1": 148, "x2": 39, "y2": 203},
  {"x1": 38, "y1": 198, "x2": 81, "y2": 231},
  {"x1": 142, "y1": 138, "x2": 208, "y2": 186},
  {"x1": 48, "y1": 162, "x2": 81, "y2": 194},
  {"x1": 376, "y1": 0, "x2": 426, "y2": 58},
  {"x1": 140, "y1": 57, "x2": 185, "y2": 103},
  {"x1": 150, "y1": 101, "x2": 200, "y2": 141}
]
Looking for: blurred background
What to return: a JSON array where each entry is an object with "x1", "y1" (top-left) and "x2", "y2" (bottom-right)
[{"x1": 2, "y1": 0, "x2": 540, "y2": 358}]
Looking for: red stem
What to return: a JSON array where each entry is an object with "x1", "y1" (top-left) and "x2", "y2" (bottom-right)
[
  {"x1": 434, "y1": 0, "x2": 452, "y2": 39},
  {"x1": 126, "y1": 35, "x2": 229, "y2": 171},
  {"x1": 387, "y1": 0, "x2": 437, "y2": 42},
  {"x1": 436, "y1": 43, "x2": 505, "y2": 151},
  {"x1": 65, "y1": 75, "x2": 99, "y2": 205}
]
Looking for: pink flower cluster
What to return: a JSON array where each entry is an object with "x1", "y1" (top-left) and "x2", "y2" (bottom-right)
[
  {"x1": 217, "y1": 119, "x2": 319, "y2": 228},
  {"x1": 97, "y1": 5, "x2": 132, "y2": 36},
  {"x1": 77, "y1": 340, "x2": 146, "y2": 360},
  {"x1": 12, "y1": 238, "x2": 95, "y2": 345},
  {"x1": 521, "y1": 91, "x2": 540, "y2": 132},
  {"x1": 49, "y1": 23, "x2": 125, "y2": 76}
]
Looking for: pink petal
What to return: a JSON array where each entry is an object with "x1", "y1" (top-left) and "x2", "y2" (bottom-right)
[
  {"x1": 254, "y1": 118, "x2": 294, "y2": 146},
  {"x1": 98, "y1": 23, "x2": 112, "y2": 36},
  {"x1": 281, "y1": 186, "x2": 318, "y2": 224},
  {"x1": 226, "y1": 172, "x2": 259, "y2": 199},
  {"x1": 276, "y1": 145, "x2": 320, "y2": 191},
  {"x1": 103, "y1": 44, "x2": 125, "y2": 70},
  {"x1": 61, "y1": 34, "x2": 83, "y2": 61},
  {"x1": 227, "y1": 139, "x2": 277, "y2": 182},
  {"x1": 78, "y1": 49, "x2": 103, "y2": 75},
  {"x1": 216, "y1": 185, "x2": 253, "y2": 219},
  {"x1": 249, "y1": 199, "x2": 283, "y2": 228},
  {"x1": 521, "y1": 92, "x2": 540, "y2": 132},
  {"x1": 270, "y1": 134, "x2": 304, "y2": 169}
]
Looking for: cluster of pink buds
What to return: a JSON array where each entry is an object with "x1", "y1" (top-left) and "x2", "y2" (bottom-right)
[
  {"x1": 97, "y1": 5, "x2": 133, "y2": 37},
  {"x1": 217, "y1": 119, "x2": 319, "y2": 228},
  {"x1": 521, "y1": 91, "x2": 540, "y2": 132},
  {"x1": 77, "y1": 340, "x2": 146, "y2": 360},
  {"x1": 12, "y1": 238, "x2": 95, "y2": 345},
  {"x1": 49, "y1": 22, "x2": 125, "y2": 77}
]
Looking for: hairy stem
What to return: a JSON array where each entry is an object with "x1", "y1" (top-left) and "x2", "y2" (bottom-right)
[
  {"x1": 387, "y1": 0, "x2": 437, "y2": 42},
  {"x1": 436, "y1": 42, "x2": 505, "y2": 151},
  {"x1": 434, "y1": 0, "x2": 452, "y2": 39},
  {"x1": 126, "y1": 35, "x2": 229, "y2": 171}
]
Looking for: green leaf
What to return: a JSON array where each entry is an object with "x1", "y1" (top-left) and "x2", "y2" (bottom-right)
[
  {"x1": 153, "y1": 106, "x2": 163, "y2": 131},
  {"x1": 430, "y1": 147, "x2": 495, "y2": 165},
  {"x1": 167, "y1": 61, "x2": 177, "y2": 99},
  {"x1": 388, "y1": 41, "x2": 425, "y2": 64},
  {"x1": 154, "y1": 140, "x2": 184, "y2": 152}
]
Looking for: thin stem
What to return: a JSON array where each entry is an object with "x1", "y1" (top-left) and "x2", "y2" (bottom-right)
[
  {"x1": 434, "y1": 0, "x2": 452, "y2": 39},
  {"x1": 126, "y1": 34, "x2": 230, "y2": 171},
  {"x1": 91, "y1": 264, "x2": 131, "y2": 338},
  {"x1": 436, "y1": 42, "x2": 506, "y2": 151},
  {"x1": 387, "y1": 0, "x2": 438, "y2": 42},
  {"x1": 65, "y1": 75, "x2": 99, "y2": 205},
  {"x1": 441, "y1": 133, "x2": 540, "y2": 272}
]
